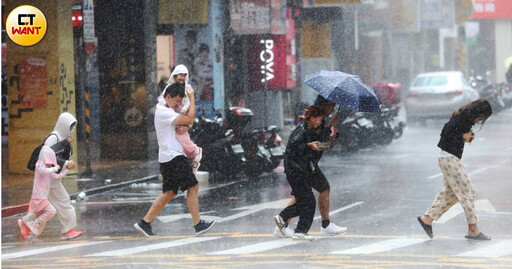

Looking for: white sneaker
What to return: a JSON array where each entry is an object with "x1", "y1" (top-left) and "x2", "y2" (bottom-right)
[
  {"x1": 273, "y1": 227, "x2": 294, "y2": 238},
  {"x1": 292, "y1": 233, "x2": 315, "y2": 241},
  {"x1": 321, "y1": 223, "x2": 347, "y2": 236},
  {"x1": 273, "y1": 215, "x2": 287, "y2": 236}
]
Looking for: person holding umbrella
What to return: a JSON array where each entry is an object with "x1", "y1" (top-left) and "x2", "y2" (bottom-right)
[
  {"x1": 274, "y1": 105, "x2": 330, "y2": 241},
  {"x1": 273, "y1": 96, "x2": 347, "y2": 238}
]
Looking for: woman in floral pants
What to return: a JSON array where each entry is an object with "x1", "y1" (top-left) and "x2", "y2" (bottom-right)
[{"x1": 417, "y1": 99, "x2": 493, "y2": 240}]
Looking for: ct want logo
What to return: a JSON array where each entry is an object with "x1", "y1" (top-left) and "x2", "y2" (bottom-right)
[{"x1": 6, "y1": 5, "x2": 47, "y2": 46}]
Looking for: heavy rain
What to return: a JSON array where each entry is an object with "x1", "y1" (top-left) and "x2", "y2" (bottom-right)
[{"x1": 1, "y1": 0, "x2": 512, "y2": 268}]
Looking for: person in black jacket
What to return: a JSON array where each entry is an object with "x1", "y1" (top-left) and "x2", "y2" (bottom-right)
[
  {"x1": 273, "y1": 96, "x2": 348, "y2": 238},
  {"x1": 273, "y1": 105, "x2": 326, "y2": 241},
  {"x1": 417, "y1": 99, "x2": 493, "y2": 241}
]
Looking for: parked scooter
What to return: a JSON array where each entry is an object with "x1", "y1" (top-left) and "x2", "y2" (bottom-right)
[
  {"x1": 257, "y1": 125, "x2": 285, "y2": 172},
  {"x1": 331, "y1": 110, "x2": 368, "y2": 152},
  {"x1": 189, "y1": 115, "x2": 245, "y2": 177},
  {"x1": 469, "y1": 71, "x2": 507, "y2": 112},
  {"x1": 223, "y1": 107, "x2": 275, "y2": 177}
]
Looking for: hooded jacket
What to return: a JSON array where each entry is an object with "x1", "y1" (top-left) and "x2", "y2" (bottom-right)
[
  {"x1": 45, "y1": 112, "x2": 76, "y2": 169},
  {"x1": 284, "y1": 120, "x2": 318, "y2": 176},
  {"x1": 32, "y1": 146, "x2": 69, "y2": 200},
  {"x1": 158, "y1": 64, "x2": 192, "y2": 112}
]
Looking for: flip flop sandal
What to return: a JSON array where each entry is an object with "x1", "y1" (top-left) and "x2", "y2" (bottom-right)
[
  {"x1": 465, "y1": 232, "x2": 491, "y2": 241},
  {"x1": 417, "y1": 216, "x2": 434, "y2": 238}
]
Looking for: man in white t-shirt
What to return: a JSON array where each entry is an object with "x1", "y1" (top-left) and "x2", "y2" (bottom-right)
[{"x1": 134, "y1": 82, "x2": 216, "y2": 237}]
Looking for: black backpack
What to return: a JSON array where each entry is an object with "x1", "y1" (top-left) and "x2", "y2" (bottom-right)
[{"x1": 26, "y1": 134, "x2": 58, "y2": 171}]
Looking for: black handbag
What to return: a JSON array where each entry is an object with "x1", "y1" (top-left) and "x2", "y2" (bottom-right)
[{"x1": 26, "y1": 134, "x2": 58, "y2": 171}]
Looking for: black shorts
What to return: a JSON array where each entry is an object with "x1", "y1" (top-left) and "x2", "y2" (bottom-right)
[
  {"x1": 160, "y1": 156, "x2": 198, "y2": 194},
  {"x1": 286, "y1": 167, "x2": 330, "y2": 195},
  {"x1": 307, "y1": 168, "x2": 330, "y2": 193}
]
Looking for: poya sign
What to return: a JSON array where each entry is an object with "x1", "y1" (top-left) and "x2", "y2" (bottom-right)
[
  {"x1": 6, "y1": 5, "x2": 47, "y2": 46},
  {"x1": 248, "y1": 35, "x2": 296, "y2": 90},
  {"x1": 259, "y1": 39, "x2": 276, "y2": 83}
]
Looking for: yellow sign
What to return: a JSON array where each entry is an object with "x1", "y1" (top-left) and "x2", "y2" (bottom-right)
[
  {"x1": 301, "y1": 22, "x2": 331, "y2": 58},
  {"x1": 158, "y1": 0, "x2": 208, "y2": 24},
  {"x1": 6, "y1": 5, "x2": 47, "y2": 46}
]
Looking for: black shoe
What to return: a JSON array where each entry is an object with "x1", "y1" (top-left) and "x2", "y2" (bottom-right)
[
  {"x1": 134, "y1": 220, "x2": 156, "y2": 237},
  {"x1": 417, "y1": 216, "x2": 433, "y2": 238},
  {"x1": 194, "y1": 220, "x2": 217, "y2": 236}
]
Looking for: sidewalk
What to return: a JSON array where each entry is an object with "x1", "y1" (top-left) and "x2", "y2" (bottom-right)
[{"x1": 1, "y1": 143, "x2": 160, "y2": 217}]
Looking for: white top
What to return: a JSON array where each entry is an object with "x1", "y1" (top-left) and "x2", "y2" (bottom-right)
[
  {"x1": 154, "y1": 103, "x2": 184, "y2": 163},
  {"x1": 439, "y1": 148, "x2": 455, "y2": 158}
]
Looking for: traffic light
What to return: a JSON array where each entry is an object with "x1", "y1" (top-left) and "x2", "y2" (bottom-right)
[{"x1": 72, "y1": 9, "x2": 82, "y2": 27}]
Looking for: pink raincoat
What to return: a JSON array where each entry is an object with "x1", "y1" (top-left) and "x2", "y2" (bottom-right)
[{"x1": 28, "y1": 146, "x2": 69, "y2": 213}]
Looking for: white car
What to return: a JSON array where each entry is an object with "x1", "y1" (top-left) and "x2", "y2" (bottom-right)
[{"x1": 406, "y1": 71, "x2": 479, "y2": 121}]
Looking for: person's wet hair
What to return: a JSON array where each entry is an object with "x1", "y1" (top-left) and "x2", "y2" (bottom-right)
[
  {"x1": 453, "y1": 98, "x2": 492, "y2": 125},
  {"x1": 164, "y1": 83, "x2": 185, "y2": 98},
  {"x1": 298, "y1": 105, "x2": 324, "y2": 121}
]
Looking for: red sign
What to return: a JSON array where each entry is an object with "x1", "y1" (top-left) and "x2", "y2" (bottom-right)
[
  {"x1": 472, "y1": 0, "x2": 512, "y2": 19},
  {"x1": 19, "y1": 57, "x2": 48, "y2": 108},
  {"x1": 247, "y1": 8, "x2": 296, "y2": 90},
  {"x1": 248, "y1": 34, "x2": 296, "y2": 90},
  {"x1": 85, "y1": 42, "x2": 96, "y2": 54}
]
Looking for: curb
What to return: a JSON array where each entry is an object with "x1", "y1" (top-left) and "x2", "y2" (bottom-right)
[{"x1": 1, "y1": 174, "x2": 159, "y2": 218}]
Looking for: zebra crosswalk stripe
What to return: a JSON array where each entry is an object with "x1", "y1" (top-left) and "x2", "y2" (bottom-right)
[
  {"x1": 1, "y1": 241, "x2": 111, "y2": 260},
  {"x1": 454, "y1": 241, "x2": 512, "y2": 258},
  {"x1": 86, "y1": 237, "x2": 221, "y2": 257},
  {"x1": 331, "y1": 237, "x2": 430, "y2": 255},
  {"x1": 210, "y1": 239, "x2": 301, "y2": 255}
]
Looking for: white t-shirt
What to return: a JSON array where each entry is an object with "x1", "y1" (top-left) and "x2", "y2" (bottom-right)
[
  {"x1": 439, "y1": 148, "x2": 455, "y2": 158},
  {"x1": 155, "y1": 103, "x2": 185, "y2": 163}
]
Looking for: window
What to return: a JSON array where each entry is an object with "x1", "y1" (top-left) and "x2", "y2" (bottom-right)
[{"x1": 413, "y1": 75, "x2": 448, "y2": 87}]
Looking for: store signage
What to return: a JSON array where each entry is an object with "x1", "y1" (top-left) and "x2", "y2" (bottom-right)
[
  {"x1": 259, "y1": 39, "x2": 275, "y2": 83},
  {"x1": 249, "y1": 34, "x2": 296, "y2": 90},
  {"x1": 472, "y1": 0, "x2": 512, "y2": 19}
]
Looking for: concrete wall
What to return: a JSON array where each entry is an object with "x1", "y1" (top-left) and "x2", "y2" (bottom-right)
[{"x1": 495, "y1": 20, "x2": 512, "y2": 83}]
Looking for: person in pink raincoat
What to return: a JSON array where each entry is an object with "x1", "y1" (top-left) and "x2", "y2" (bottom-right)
[
  {"x1": 158, "y1": 64, "x2": 202, "y2": 173},
  {"x1": 22, "y1": 146, "x2": 69, "y2": 242}
]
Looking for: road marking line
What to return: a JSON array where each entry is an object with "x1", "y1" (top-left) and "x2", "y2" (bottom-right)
[
  {"x1": 436, "y1": 199, "x2": 496, "y2": 224},
  {"x1": 427, "y1": 173, "x2": 443, "y2": 180},
  {"x1": 454, "y1": 241, "x2": 512, "y2": 258},
  {"x1": 1, "y1": 241, "x2": 111, "y2": 260},
  {"x1": 86, "y1": 237, "x2": 221, "y2": 257},
  {"x1": 331, "y1": 237, "x2": 429, "y2": 255},
  {"x1": 468, "y1": 165, "x2": 499, "y2": 176},
  {"x1": 210, "y1": 239, "x2": 301, "y2": 255},
  {"x1": 314, "y1": 202, "x2": 364, "y2": 220}
]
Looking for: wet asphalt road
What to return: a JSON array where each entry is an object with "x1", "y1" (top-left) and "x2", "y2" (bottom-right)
[{"x1": 2, "y1": 109, "x2": 512, "y2": 268}]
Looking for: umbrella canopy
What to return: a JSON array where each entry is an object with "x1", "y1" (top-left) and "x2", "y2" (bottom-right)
[{"x1": 305, "y1": 70, "x2": 381, "y2": 113}]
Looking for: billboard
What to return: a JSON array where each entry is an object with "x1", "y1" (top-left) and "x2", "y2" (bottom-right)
[
  {"x1": 472, "y1": 0, "x2": 512, "y2": 19},
  {"x1": 230, "y1": 0, "x2": 286, "y2": 35}
]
